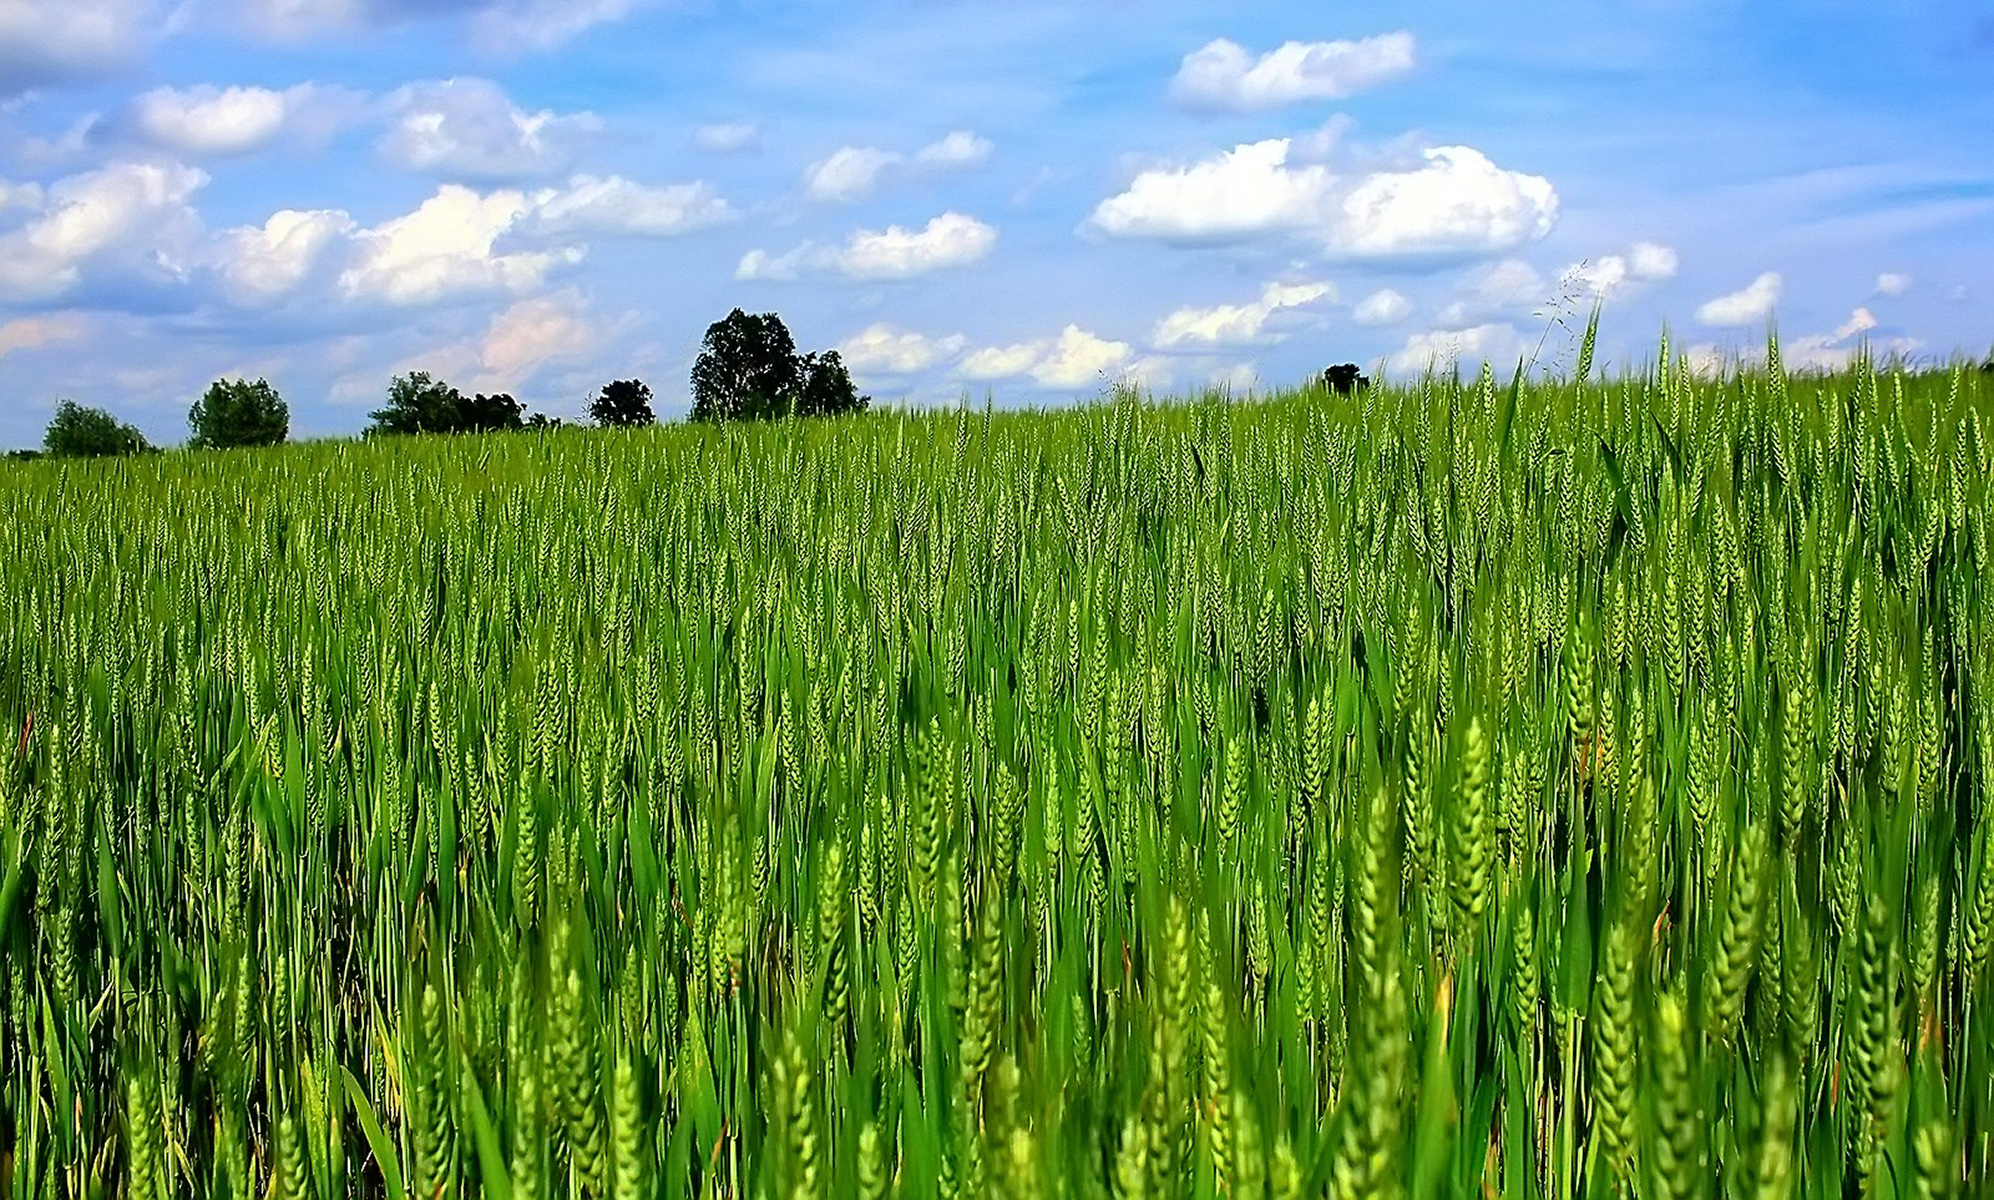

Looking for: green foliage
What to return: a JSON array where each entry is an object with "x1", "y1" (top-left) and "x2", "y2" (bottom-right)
[
  {"x1": 588, "y1": 379, "x2": 655, "y2": 428},
  {"x1": 0, "y1": 340, "x2": 1991, "y2": 1199},
  {"x1": 368, "y1": 371, "x2": 469, "y2": 436},
  {"x1": 368, "y1": 372, "x2": 527, "y2": 436},
  {"x1": 689, "y1": 309, "x2": 867, "y2": 421},
  {"x1": 41, "y1": 398, "x2": 150, "y2": 457},
  {"x1": 189, "y1": 377, "x2": 288, "y2": 450}
]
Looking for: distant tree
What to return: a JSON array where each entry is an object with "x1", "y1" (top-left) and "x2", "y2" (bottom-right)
[
  {"x1": 5, "y1": 449, "x2": 42, "y2": 462},
  {"x1": 1321, "y1": 363, "x2": 1370, "y2": 395},
  {"x1": 459, "y1": 392, "x2": 525, "y2": 433},
  {"x1": 44, "y1": 400, "x2": 150, "y2": 458},
  {"x1": 590, "y1": 379, "x2": 656, "y2": 427},
  {"x1": 368, "y1": 372, "x2": 467, "y2": 436},
  {"x1": 691, "y1": 309, "x2": 805, "y2": 422},
  {"x1": 526, "y1": 413, "x2": 564, "y2": 431},
  {"x1": 795, "y1": 351, "x2": 870, "y2": 417},
  {"x1": 189, "y1": 377, "x2": 288, "y2": 450}
]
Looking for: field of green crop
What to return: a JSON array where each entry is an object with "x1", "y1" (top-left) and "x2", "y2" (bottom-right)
[{"x1": 2, "y1": 338, "x2": 1992, "y2": 1199}]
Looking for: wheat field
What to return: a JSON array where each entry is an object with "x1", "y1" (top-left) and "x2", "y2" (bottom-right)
[{"x1": 1, "y1": 336, "x2": 1991, "y2": 1198}]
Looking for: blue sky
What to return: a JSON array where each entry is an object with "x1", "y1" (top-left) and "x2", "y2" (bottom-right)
[{"x1": 0, "y1": 0, "x2": 1989, "y2": 445}]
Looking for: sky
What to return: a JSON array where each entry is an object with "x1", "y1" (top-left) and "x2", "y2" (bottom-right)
[{"x1": 0, "y1": 0, "x2": 1990, "y2": 445}]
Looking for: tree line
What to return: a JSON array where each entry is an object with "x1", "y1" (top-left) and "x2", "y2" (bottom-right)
[{"x1": 18, "y1": 308, "x2": 868, "y2": 459}]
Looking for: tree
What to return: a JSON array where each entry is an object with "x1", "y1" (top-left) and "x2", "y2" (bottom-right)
[
  {"x1": 691, "y1": 309, "x2": 804, "y2": 421},
  {"x1": 43, "y1": 400, "x2": 150, "y2": 458},
  {"x1": 590, "y1": 379, "x2": 656, "y2": 427},
  {"x1": 796, "y1": 351, "x2": 870, "y2": 417},
  {"x1": 1321, "y1": 363, "x2": 1370, "y2": 395},
  {"x1": 368, "y1": 372, "x2": 467, "y2": 436},
  {"x1": 459, "y1": 392, "x2": 525, "y2": 433},
  {"x1": 526, "y1": 413, "x2": 563, "y2": 431},
  {"x1": 189, "y1": 377, "x2": 288, "y2": 450}
]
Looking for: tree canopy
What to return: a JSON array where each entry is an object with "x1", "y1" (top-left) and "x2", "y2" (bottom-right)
[
  {"x1": 44, "y1": 400, "x2": 151, "y2": 458},
  {"x1": 189, "y1": 377, "x2": 288, "y2": 450},
  {"x1": 690, "y1": 310, "x2": 871, "y2": 422},
  {"x1": 367, "y1": 374, "x2": 528, "y2": 436},
  {"x1": 1321, "y1": 363, "x2": 1371, "y2": 395},
  {"x1": 590, "y1": 379, "x2": 656, "y2": 427}
]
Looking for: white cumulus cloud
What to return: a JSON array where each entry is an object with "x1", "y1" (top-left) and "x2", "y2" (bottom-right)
[
  {"x1": 1874, "y1": 272, "x2": 1912, "y2": 297},
  {"x1": 1170, "y1": 33, "x2": 1416, "y2": 112},
  {"x1": 737, "y1": 212, "x2": 996, "y2": 282},
  {"x1": 837, "y1": 323, "x2": 968, "y2": 374},
  {"x1": 1089, "y1": 138, "x2": 1333, "y2": 244},
  {"x1": 1090, "y1": 139, "x2": 1556, "y2": 258},
  {"x1": 339, "y1": 184, "x2": 581, "y2": 305},
  {"x1": 1335, "y1": 146, "x2": 1557, "y2": 258},
  {"x1": 1834, "y1": 307, "x2": 1878, "y2": 340},
  {"x1": 382, "y1": 78, "x2": 601, "y2": 180},
  {"x1": 1436, "y1": 259, "x2": 1546, "y2": 325},
  {"x1": 527, "y1": 175, "x2": 733, "y2": 236},
  {"x1": 1570, "y1": 240, "x2": 1678, "y2": 297},
  {"x1": 130, "y1": 85, "x2": 297, "y2": 157},
  {"x1": 1695, "y1": 271, "x2": 1782, "y2": 327},
  {"x1": 216, "y1": 208, "x2": 357, "y2": 302},
  {"x1": 1152, "y1": 280, "x2": 1333, "y2": 348},
  {"x1": 0, "y1": 160, "x2": 209, "y2": 301},
  {"x1": 804, "y1": 146, "x2": 903, "y2": 203},
  {"x1": 915, "y1": 131, "x2": 993, "y2": 168},
  {"x1": 1352, "y1": 287, "x2": 1413, "y2": 326},
  {"x1": 961, "y1": 325, "x2": 1135, "y2": 389}
]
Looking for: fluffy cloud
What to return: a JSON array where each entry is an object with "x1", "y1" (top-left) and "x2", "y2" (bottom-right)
[
  {"x1": 805, "y1": 132, "x2": 994, "y2": 201},
  {"x1": 1170, "y1": 33, "x2": 1416, "y2": 112},
  {"x1": 1151, "y1": 280, "x2": 1333, "y2": 348},
  {"x1": 0, "y1": 0, "x2": 153, "y2": 93},
  {"x1": 1874, "y1": 272, "x2": 1912, "y2": 297},
  {"x1": 805, "y1": 147, "x2": 902, "y2": 203},
  {"x1": 961, "y1": 325, "x2": 1135, "y2": 389},
  {"x1": 382, "y1": 78, "x2": 601, "y2": 180},
  {"x1": 1385, "y1": 322, "x2": 1529, "y2": 376},
  {"x1": 737, "y1": 212, "x2": 996, "y2": 281},
  {"x1": 1089, "y1": 139, "x2": 1556, "y2": 258},
  {"x1": 476, "y1": 289, "x2": 600, "y2": 381},
  {"x1": 0, "y1": 160, "x2": 208, "y2": 301},
  {"x1": 469, "y1": 0, "x2": 636, "y2": 52},
  {"x1": 694, "y1": 122, "x2": 761, "y2": 153},
  {"x1": 0, "y1": 311, "x2": 87, "y2": 357},
  {"x1": 1352, "y1": 287, "x2": 1413, "y2": 326},
  {"x1": 1695, "y1": 271, "x2": 1782, "y2": 326},
  {"x1": 527, "y1": 175, "x2": 733, "y2": 236},
  {"x1": 129, "y1": 85, "x2": 293, "y2": 156},
  {"x1": 915, "y1": 131, "x2": 993, "y2": 168},
  {"x1": 1570, "y1": 240, "x2": 1678, "y2": 297},
  {"x1": 1089, "y1": 139, "x2": 1333, "y2": 243},
  {"x1": 216, "y1": 208, "x2": 357, "y2": 302},
  {"x1": 1834, "y1": 306, "x2": 1878, "y2": 340},
  {"x1": 338, "y1": 184, "x2": 581, "y2": 305},
  {"x1": 837, "y1": 323, "x2": 968, "y2": 373},
  {"x1": 1335, "y1": 146, "x2": 1557, "y2": 257}
]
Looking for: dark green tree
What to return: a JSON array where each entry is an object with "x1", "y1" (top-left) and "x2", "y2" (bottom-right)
[
  {"x1": 43, "y1": 400, "x2": 150, "y2": 458},
  {"x1": 1321, "y1": 363, "x2": 1370, "y2": 395},
  {"x1": 189, "y1": 377, "x2": 288, "y2": 450},
  {"x1": 690, "y1": 309, "x2": 804, "y2": 421},
  {"x1": 795, "y1": 351, "x2": 871, "y2": 417},
  {"x1": 367, "y1": 372, "x2": 466, "y2": 436},
  {"x1": 526, "y1": 413, "x2": 563, "y2": 431},
  {"x1": 589, "y1": 379, "x2": 656, "y2": 427},
  {"x1": 459, "y1": 392, "x2": 525, "y2": 433}
]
